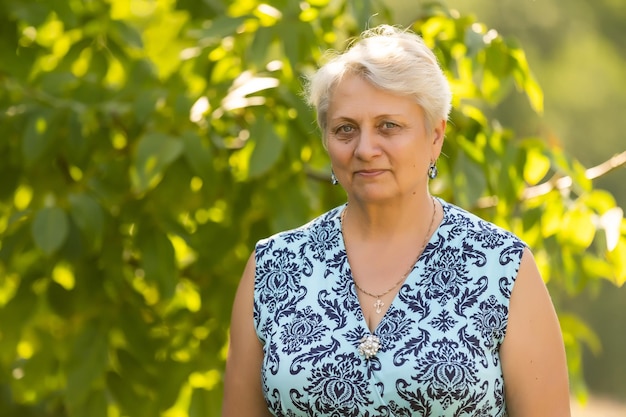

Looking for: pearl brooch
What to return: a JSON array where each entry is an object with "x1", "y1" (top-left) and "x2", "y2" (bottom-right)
[{"x1": 358, "y1": 334, "x2": 381, "y2": 359}]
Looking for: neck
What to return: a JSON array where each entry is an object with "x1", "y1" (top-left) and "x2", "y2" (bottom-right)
[{"x1": 342, "y1": 194, "x2": 437, "y2": 241}]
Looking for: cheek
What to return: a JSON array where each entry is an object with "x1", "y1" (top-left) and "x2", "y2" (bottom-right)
[{"x1": 327, "y1": 145, "x2": 350, "y2": 163}]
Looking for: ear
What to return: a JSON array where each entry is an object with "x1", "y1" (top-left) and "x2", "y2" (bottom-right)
[{"x1": 431, "y1": 119, "x2": 446, "y2": 158}]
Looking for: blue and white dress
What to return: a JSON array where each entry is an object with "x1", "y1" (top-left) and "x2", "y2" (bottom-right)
[{"x1": 253, "y1": 199, "x2": 526, "y2": 416}]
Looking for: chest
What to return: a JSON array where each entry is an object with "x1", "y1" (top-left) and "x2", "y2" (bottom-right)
[{"x1": 259, "y1": 283, "x2": 508, "y2": 416}]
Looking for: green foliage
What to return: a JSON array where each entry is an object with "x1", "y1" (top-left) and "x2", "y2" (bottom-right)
[{"x1": 0, "y1": 0, "x2": 624, "y2": 415}]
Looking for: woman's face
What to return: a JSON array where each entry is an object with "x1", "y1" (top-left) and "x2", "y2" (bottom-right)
[{"x1": 326, "y1": 74, "x2": 445, "y2": 205}]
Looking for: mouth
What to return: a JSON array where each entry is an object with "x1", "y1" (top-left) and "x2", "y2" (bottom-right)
[{"x1": 354, "y1": 169, "x2": 386, "y2": 177}]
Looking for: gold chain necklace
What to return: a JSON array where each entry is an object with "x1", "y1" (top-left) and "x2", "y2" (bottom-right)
[{"x1": 341, "y1": 196, "x2": 437, "y2": 314}]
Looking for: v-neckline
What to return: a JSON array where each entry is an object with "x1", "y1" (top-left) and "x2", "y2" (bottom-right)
[{"x1": 336, "y1": 199, "x2": 446, "y2": 334}]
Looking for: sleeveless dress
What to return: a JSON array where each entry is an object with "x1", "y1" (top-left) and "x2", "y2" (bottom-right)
[{"x1": 253, "y1": 199, "x2": 526, "y2": 416}]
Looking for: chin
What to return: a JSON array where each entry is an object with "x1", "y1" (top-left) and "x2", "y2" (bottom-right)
[{"x1": 350, "y1": 191, "x2": 398, "y2": 204}]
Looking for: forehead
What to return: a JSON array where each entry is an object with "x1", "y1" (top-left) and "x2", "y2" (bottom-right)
[{"x1": 328, "y1": 75, "x2": 422, "y2": 120}]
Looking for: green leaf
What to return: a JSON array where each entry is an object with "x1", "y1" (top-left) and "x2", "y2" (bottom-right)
[
  {"x1": 66, "y1": 322, "x2": 109, "y2": 409},
  {"x1": 118, "y1": 306, "x2": 156, "y2": 359},
  {"x1": 157, "y1": 361, "x2": 191, "y2": 410},
  {"x1": 111, "y1": 20, "x2": 143, "y2": 49},
  {"x1": 456, "y1": 135, "x2": 485, "y2": 164},
  {"x1": 559, "y1": 205, "x2": 596, "y2": 249},
  {"x1": 80, "y1": 389, "x2": 108, "y2": 417},
  {"x1": 559, "y1": 313, "x2": 602, "y2": 355},
  {"x1": 189, "y1": 387, "x2": 222, "y2": 417},
  {"x1": 47, "y1": 280, "x2": 75, "y2": 318},
  {"x1": 464, "y1": 24, "x2": 487, "y2": 57},
  {"x1": 117, "y1": 349, "x2": 156, "y2": 387},
  {"x1": 541, "y1": 196, "x2": 565, "y2": 238},
  {"x1": 106, "y1": 371, "x2": 146, "y2": 417},
  {"x1": 581, "y1": 255, "x2": 614, "y2": 282},
  {"x1": 182, "y1": 130, "x2": 213, "y2": 180},
  {"x1": 49, "y1": 0, "x2": 78, "y2": 27},
  {"x1": 32, "y1": 206, "x2": 69, "y2": 255},
  {"x1": 22, "y1": 113, "x2": 51, "y2": 166},
  {"x1": 20, "y1": 344, "x2": 56, "y2": 393},
  {"x1": 8, "y1": 2, "x2": 50, "y2": 26},
  {"x1": 523, "y1": 147, "x2": 551, "y2": 185},
  {"x1": 452, "y1": 152, "x2": 486, "y2": 207},
  {"x1": 133, "y1": 89, "x2": 161, "y2": 124},
  {"x1": 0, "y1": 280, "x2": 38, "y2": 361},
  {"x1": 137, "y1": 228, "x2": 177, "y2": 299},
  {"x1": 195, "y1": 15, "x2": 248, "y2": 41},
  {"x1": 269, "y1": 177, "x2": 312, "y2": 232},
  {"x1": 249, "y1": 26, "x2": 274, "y2": 68},
  {"x1": 523, "y1": 73, "x2": 544, "y2": 114},
  {"x1": 87, "y1": 48, "x2": 109, "y2": 81},
  {"x1": 607, "y1": 239, "x2": 626, "y2": 286},
  {"x1": 248, "y1": 117, "x2": 285, "y2": 178},
  {"x1": 509, "y1": 45, "x2": 544, "y2": 113},
  {"x1": 66, "y1": 110, "x2": 90, "y2": 166},
  {"x1": 132, "y1": 132, "x2": 184, "y2": 194},
  {"x1": 579, "y1": 189, "x2": 617, "y2": 214},
  {"x1": 189, "y1": 388, "x2": 211, "y2": 417},
  {"x1": 68, "y1": 193, "x2": 104, "y2": 251}
]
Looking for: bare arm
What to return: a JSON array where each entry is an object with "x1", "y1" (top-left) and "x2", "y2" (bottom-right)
[
  {"x1": 222, "y1": 253, "x2": 272, "y2": 417},
  {"x1": 501, "y1": 247, "x2": 571, "y2": 416}
]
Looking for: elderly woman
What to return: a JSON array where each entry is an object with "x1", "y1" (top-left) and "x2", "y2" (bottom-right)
[{"x1": 223, "y1": 25, "x2": 570, "y2": 416}]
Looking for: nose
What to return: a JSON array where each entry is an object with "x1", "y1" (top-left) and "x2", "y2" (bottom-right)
[{"x1": 354, "y1": 128, "x2": 381, "y2": 160}]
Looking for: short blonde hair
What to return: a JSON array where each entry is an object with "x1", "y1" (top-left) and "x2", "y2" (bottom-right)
[{"x1": 305, "y1": 25, "x2": 452, "y2": 145}]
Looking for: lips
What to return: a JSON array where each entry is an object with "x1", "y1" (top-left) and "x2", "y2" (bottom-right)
[{"x1": 355, "y1": 169, "x2": 386, "y2": 177}]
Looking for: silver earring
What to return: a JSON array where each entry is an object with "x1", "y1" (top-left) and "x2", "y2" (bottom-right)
[
  {"x1": 331, "y1": 171, "x2": 339, "y2": 185},
  {"x1": 428, "y1": 162, "x2": 438, "y2": 179}
]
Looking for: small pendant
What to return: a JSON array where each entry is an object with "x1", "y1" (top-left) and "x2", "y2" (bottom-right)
[
  {"x1": 358, "y1": 334, "x2": 381, "y2": 359},
  {"x1": 374, "y1": 299, "x2": 384, "y2": 314}
]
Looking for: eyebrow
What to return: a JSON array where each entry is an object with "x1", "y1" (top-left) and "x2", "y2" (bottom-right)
[{"x1": 329, "y1": 114, "x2": 405, "y2": 122}]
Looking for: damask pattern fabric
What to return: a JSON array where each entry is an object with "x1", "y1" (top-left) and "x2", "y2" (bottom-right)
[{"x1": 253, "y1": 199, "x2": 526, "y2": 416}]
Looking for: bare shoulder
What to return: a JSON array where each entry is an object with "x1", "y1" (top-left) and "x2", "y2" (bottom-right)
[
  {"x1": 222, "y1": 253, "x2": 272, "y2": 417},
  {"x1": 500, "y1": 247, "x2": 571, "y2": 416}
]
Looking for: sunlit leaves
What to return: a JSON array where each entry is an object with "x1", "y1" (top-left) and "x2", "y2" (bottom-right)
[
  {"x1": 142, "y1": 8, "x2": 189, "y2": 80},
  {"x1": 523, "y1": 147, "x2": 551, "y2": 185},
  {"x1": 220, "y1": 73, "x2": 279, "y2": 111},
  {"x1": 419, "y1": 16, "x2": 544, "y2": 112},
  {"x1": 52, "y1": 262, "x2": 75, "y2": 290},
  {"x1": 1, "y1": 1, "x2": 625, "y2": 416},
  {"x1": 600, "y1": 207, "x2": 623, "y2": 251},
  {"x1": 12, "y1": 185, "x2": 33, "y2": 211},
  {"x1": 132, "y1": 132, "x2": 184, "y2": 194},
  {"x1": 559, "y1": 204, "x2": 596, "y2": 249},
  {"x1": 607, "y1": 238, "x2": 626, "y2": 286},
  {"x1": 0, "y1": 272, "x2": 19, "y2": 308}
]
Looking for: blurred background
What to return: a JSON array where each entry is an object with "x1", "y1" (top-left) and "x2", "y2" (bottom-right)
[
  {"x1": 0, "y1": 0, "x2": 624, "y2": 416},
  {"x1": 395, "y1": 0, "x2": 626, "y2": 405}
]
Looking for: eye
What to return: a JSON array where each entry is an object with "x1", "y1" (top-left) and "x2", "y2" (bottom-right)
[
  {"x1": 337, "y1": 124, "x2": 354, "y2": 134},
  {"x1": 332, "y1": 124, "x2": 357, "y2": 138},
  {"x1": 380, "y1": 121, "x2": 399, "y2": 130}
]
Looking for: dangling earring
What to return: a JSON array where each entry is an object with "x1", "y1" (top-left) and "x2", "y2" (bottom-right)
[
  {"x1": 428, "y1": 161, "x2": 438, "y2": 179},
  {"x1": 331, "y1": 170, "x2": 339, "y2": 185}
]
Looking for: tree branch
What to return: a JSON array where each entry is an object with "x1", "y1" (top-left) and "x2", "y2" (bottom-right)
[
  {"x1": 477, "y1": 150, "x2": 626, "y2": 208},
  {"x1": 523, "y1": 150, "x2": 626, "y2": 199}
]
